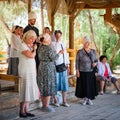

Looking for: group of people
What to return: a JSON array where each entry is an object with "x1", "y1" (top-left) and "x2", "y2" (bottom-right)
[
  {"x1": 7, "y1": 11, "x2": 70, "y2": 118},
  {"x1": 7, "y1": 11, "x2": 120, "y2": 118}
]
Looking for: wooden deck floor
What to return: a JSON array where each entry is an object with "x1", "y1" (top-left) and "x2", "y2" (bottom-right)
[{"x1": 16, "y1": 93, "x2": 120, "y2": 120}]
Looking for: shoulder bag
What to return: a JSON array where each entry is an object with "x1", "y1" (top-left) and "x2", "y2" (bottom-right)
[
  {"x1": 56, "y1": 44, "x2": 67, "y2": 72},
  {"x1": 84, "y1": 49, "x2": 98, "y2": 73}
]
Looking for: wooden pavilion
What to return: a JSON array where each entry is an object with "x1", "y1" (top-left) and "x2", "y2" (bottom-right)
[
  {"x1": 1, "y1": 0, "x2": 120, "y2": 74},
  {"x1": 0, "y1": 0, "x2": 120, "y2": 120}
]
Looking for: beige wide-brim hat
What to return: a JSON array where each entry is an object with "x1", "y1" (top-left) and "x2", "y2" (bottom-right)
[{"x1": 28, "y1": 11, "x2": 37, "y2": 20}]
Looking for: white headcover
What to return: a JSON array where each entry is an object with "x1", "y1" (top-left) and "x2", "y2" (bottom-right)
[{"x1": 28, "y1": 11, "x2": 37, "y2": 20}]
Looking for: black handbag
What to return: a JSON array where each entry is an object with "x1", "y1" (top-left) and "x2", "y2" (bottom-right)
[
  {"x1": 56, "y1": 63, "x2": 67, "y2": 72},
  {"x1": 56, "y1": 44, "x2": 67, "y2": 72},
  {"x1": 93, "y1": 66, "x2": 98, "y2": 73}
]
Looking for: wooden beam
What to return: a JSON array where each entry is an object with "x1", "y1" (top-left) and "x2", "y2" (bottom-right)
[
  {"x1": 104, "y1": 8, "x2": 112, "y2": 23},
  {"x1": 76, "y1": 4, "x2": 120, "y2": 9},
  {"x1": 28, "y1": 0, "x2": 32, "y2": 12}
]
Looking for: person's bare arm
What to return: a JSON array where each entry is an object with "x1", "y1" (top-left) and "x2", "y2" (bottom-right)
[{"x1": 22, "y1": 44, "x2": 37, "y2": 58}]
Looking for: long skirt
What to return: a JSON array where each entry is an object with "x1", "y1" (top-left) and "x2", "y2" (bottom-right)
[
  {"x1": 7, "y1": 57, "x2": 19, "y2": 76},
  {"x1": 75, "y1": 71, "x2": 98, "y2": 100}
]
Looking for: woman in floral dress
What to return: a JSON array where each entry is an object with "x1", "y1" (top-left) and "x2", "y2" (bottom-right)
[{"x1": 37, "y1": 33, "x2": 63, "y2": 112}]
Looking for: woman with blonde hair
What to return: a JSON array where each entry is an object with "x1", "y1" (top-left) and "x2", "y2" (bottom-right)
[
  {"x1": 19, "y1": 30, "x2": 39, "y2": 117},
  {"x1": 37, "y1": 33, "x2": 63, "y2": 112}
]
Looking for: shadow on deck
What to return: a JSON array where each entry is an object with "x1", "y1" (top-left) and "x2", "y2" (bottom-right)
[{"x1": 15, "y1": 91, "x2": 120, "y2": 120}]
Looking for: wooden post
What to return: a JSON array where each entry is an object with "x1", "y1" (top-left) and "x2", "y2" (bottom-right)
[
  {"x1": 41, "y1": 0, "x2": 44, "y2": 33},
  {"x1": 51, "y1": 14, "x2": 54, "y2": 33},
  {"x1": 104, "y1": 8, "x2": 112, "y2": 22},
  {"x1": 69, "y1": 16, "x2": 75, "y2": 75},
  {"x1": 28, "y1": 0, "x2": 32, "y2": 13}
]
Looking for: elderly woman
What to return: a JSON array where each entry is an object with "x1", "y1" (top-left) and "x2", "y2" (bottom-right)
[
  {"x1": 75, "y1": 36, "x2": 98, "y2": 105},
  {"x1": 51, "y1": 30, "x2": 70, "y2": 107},
  {"x1": 7, "y1": 25, "x2": 22, "y2": 76},
  {"x1": 97, "y1": 55, "x2": 120, "y2": 95},
  {"x1": 19, "y1": 30, "x2": 39, "y2": 117},
  {"x1": 37, "y1": 33, "x2": 63, "y2": 112}
]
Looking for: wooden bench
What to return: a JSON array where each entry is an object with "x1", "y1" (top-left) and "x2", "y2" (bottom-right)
[
  {"x1": 0, "y1": 74, "x2": 19, "y2": 92},
  {"x1": 96, "y1": 77, "x2": 115, "y2": 93},
  {"x1": 68, "y1": 74, "x2": 76, "y2": 87},
  {"x1": 0, "y1": 74, "x2": 20, "y2": 120}
]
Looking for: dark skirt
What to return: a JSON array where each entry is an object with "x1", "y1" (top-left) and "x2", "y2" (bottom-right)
[
  {"x1": 75, "y1": 71, "x2": 98, "y2": 100},
  {"x1": 7, "y1": 58, "x2": 19, "y2": 76}
]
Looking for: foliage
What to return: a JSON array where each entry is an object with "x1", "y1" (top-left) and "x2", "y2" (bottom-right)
[
  {"x1": 54, "y1": 13, "x2": 69, "y2": 46},
  {"x1": 74, "y1": 9, "x2": 120, "y2": 68},
  {"x1": 0, "y1": 1, "x2": 120, "y2": 69},
  {"x1": 0, "y1": 1, "x2": 27, "y2": 51}
]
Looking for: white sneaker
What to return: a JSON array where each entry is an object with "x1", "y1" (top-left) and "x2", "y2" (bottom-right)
[
  {"x1": 62, "y1": 103, "x2": 70, "y2": 107},
  {"x1": 88, "y1": 99, "x2": 93, "y2": 105},
  {"x1": 82, "y1": 99, "x2": 87, "y2": 105},
  {"x1": 99, "y1": 91, "x2": 104, "y2": 95},
  {"x1": 54, "y1": 103, "x2": 60, "y2": 107}
]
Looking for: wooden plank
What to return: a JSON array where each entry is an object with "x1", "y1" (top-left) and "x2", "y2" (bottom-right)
[
  {"x1": 14, "y1": 91, "x2": 120, "y2": 120},
  {"x1": 0, "y1": 92, "x2": 19, "y2": 120},
  {"x1": 67, "y1": 48, "x2": 76, "y2": 52},
  {"x1": 69, "y1": 57, "x2": 75, "y2": 60},
  {"x1": 0, "y1": 58, "x2": 6, "y2": 61},
  {"x1": 68, "y1": 74, "x2": 76, "y2": 79},
  {"x1": 0, "y1": 74, "x2": 18, "y2": 82},
  {"x1": 0, "y1": 51, "x2": 6, "y2": 54},
  {"x1": 1, "y1": 86, "x2": 15, "y2": 91},
  {"x1": 0, "y1": 74, "x2": 19, "y2": 92}
]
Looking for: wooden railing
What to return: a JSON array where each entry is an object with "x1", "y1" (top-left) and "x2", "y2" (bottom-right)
[
  {"x1": 67, "y1": 48, "x2": 77, "y2": 74},
  {"x1": 67, "y1": 48, "x2": 77, "y2": 60},
  {"x1": 0, "y1": 51, "x2": 6, "y2": 62}
]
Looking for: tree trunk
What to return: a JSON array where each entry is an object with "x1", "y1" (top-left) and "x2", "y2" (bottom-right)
[
  {"x1": 87, "y1": 10, "x2": 100, "y2": 56},
  {"x1": 109, "y1": 36, "x2": 120, "y2": 67}
]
